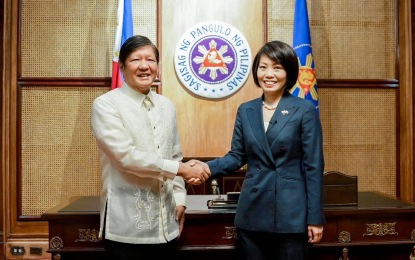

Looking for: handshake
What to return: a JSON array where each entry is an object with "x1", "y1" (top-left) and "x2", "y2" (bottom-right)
[{"x1": 177, "y1": 160, "x2": 211, "y2": 185}]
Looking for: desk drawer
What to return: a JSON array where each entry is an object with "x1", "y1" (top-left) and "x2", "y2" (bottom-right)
[
  {"x1": 49, "y1": 217, "x2": 103, "y2": 250},
  {"x1": 179, "y1": 214, "x2": 237, "y2": 247},
  {"x1": 350, "y1": 214, "x2": 412, "y2": 242},
  {"x1": 320, "y1": 213, "x2": 415, "y2": 245}
]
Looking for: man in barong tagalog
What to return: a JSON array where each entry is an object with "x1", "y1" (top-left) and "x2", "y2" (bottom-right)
[{"x1": 91, "y1": 35, "x2": 210, "y2": 260}]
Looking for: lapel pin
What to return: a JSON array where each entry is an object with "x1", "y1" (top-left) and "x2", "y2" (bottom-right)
[{"x1": 282, "y1": 110, "x2": 289, "y2": 115}]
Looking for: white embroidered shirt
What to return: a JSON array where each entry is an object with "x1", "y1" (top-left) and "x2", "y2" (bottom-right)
[{"x1": 91, "y1": 82, "x2": 186, "y2": 244}]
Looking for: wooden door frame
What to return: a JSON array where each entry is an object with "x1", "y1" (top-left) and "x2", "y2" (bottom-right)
[{"x1": 398, "y1": 0, "x2": 414, "y2": 202}]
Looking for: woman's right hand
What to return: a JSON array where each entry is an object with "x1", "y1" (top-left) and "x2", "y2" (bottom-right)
[{"x1": 308, "y1": 225, "x2": 324, "y2": 243}]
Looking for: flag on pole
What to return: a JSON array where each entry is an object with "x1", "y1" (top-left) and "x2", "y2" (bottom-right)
[
  {"x1": 290, "y1": 0, "x2": 319, "y2": 113},
  {"x1": 111, "y1": 0, "x2": 134, "y2": 90}
]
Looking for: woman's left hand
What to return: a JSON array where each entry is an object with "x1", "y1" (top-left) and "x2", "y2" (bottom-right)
[
  {"x1": 176, "y1": 206, "x2": 186, "y2": 239},
  {"x1": 308, "y1": 225, "x2": 324, "y2": 243}
]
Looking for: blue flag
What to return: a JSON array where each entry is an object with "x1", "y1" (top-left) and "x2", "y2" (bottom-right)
[{"x1": 290, "y1": 0, "x2": 319, "y2": 113}]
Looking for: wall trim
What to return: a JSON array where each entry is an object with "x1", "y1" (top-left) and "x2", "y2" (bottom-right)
[
  {"x1": 398, "y1": 0, "x2": 414, "y2": 201},
  {"x1": 16, "y1": 78, "x2": 398, "y2": 88}
]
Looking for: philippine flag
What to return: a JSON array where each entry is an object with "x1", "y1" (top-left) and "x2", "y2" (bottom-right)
[{"x1": 111, "y1": 0, "x2": 134, "y2": 90}]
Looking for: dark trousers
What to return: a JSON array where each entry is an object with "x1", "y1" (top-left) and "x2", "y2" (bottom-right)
[
  {"x1": 103, "y1": 239, "x2": 177, "y2": 260},
  {"x1": 237, "y1": 228, "x2": 312, "y2": 260}
]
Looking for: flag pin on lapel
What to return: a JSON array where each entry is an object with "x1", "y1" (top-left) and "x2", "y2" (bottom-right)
[{"x1": 282, "y1": 110, "x2": 289, "y2": 115}]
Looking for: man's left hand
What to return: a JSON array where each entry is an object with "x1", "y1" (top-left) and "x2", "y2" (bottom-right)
[{"x1": 176, "y1": 206, "x2": 186, "y2": 239}]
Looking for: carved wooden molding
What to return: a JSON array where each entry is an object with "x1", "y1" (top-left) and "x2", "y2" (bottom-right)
[
  {"x1": 75, "y1": 229, "x2": 101, "y2": 242},
  {"x1": 17, "y1": 77, "x2": 162, "y2": 94},
  {"x1": 222, "y1": 226, "x2": 237, "y2": 240},
  {"x1": 318, "y1": 79, "x2": 398, "y2": 88},
  {"x1": 398, "y1": 0, "x2": 414, "y2": 201},
  {"x1": 363, "y1": 222, "x2": 398, "y2": 237},
  {"x1": 16, "y1": 78, "x2": 399, "y2": 89}
]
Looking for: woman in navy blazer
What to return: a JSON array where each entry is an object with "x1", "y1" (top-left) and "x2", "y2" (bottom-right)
[{"x1": 192, "y1": 41, "x2": 325, "y2": 259}]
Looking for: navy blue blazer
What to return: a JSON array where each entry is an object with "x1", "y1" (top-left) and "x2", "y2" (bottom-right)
[{"x1": 207, "y1": 92, "x2": 325, "y2": 233}]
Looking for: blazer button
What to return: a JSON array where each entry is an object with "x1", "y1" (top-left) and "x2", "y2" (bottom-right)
[
  {"x1": 253, "y1": 188, "x2": 258, "y2": 192},
  {"x1": 249, "y1": 145, "x2": 252, "y2": 151},
  {"x1": 256, "y1": 167, "x2": 260, "y2": 171}
]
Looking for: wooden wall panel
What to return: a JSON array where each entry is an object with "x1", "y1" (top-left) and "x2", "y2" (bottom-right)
[
  {"x1": 267, "y1": 0, "x2": 396, "y2": 79},
  {"x1": 399, "y1": 0, "x2": 414, "y2": 201},
  {"x1": 0, "y1": 0, "x2": 4, "y2": 258},
  {"x1": 320, "y1": 88, "x2": 396, "y2": 196},
  {"x1": 2, "y1": 0, "x2": 50, "y2": 258},
  {"x1": 162, "y1": 0, "x2": 263, "y2": 157},
  {"x1": 3, "y1": 0, "x2": 20, "y2": 257},
  {"x1": 20, "y1": 0, "x2": 157, "y2": 78},
  {"x1": 20, "y1": 87, "x2": 108, "y2": 216}
]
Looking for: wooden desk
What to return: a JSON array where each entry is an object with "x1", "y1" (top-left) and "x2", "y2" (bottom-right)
[{"x1": 42, "y1": 192, "x2": 415, "y2": 260}]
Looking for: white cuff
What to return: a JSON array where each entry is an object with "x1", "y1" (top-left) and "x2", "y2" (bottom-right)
[
  {"x1": 173, "y1": 193, "x2": 186, "y2": 207},
  {"x1": 159, "y1": 160, "x2": 179, "y2": 184}
]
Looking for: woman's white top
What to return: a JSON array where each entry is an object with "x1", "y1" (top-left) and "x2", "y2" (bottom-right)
[{"x1": 264, "y1": 121, "x2": 270, "y2": 132}]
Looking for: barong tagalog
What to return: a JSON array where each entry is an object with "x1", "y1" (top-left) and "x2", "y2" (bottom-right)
[{"x1": 174, "y1": 21, "x2": 252, "y2": 99}]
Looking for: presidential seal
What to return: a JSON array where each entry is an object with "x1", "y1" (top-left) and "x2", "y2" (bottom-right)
[{"x1": 174, "y1": 21, "x2": 252, "y2": 99}]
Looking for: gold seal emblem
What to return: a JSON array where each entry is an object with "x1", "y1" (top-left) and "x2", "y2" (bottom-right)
[{"x1": 290, "y1": 53, "x2": 318, "y2": 101}]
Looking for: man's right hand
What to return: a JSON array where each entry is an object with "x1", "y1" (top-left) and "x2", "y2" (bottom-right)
[{"x1": 177, "y1": 161, "x2": 211, "y2": 185}]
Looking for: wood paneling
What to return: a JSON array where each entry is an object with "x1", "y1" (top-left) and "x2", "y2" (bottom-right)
[
  {"x1": 161, "y1": 0, "x2": 263, "y2": 157},
  {"x1": 411, "y1": 0, "x2": 415, "y2": 203},
  {"x1": 3, "y1": 0, "x2": 18, "y2": 241},
  {"x1": 318, "y1": 79, "x2": 398, "y2": 88},
  {"x1": 0, "y1": 0, "x2": 4, "y2": 257},
  {"x1": 1, "y1": 0, "x2": 51, "y2": 257},
  {"x1": 18, "y1": 78, "x2": 112, "y2": 87},
  {"x1": 17, "y1": 78, "x2": 399, "y2": 88},
  {"x1": 398, "y1": 0, "x2": 414, "y2": 201}
]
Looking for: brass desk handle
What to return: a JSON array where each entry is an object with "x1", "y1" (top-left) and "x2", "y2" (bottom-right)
[
  {"x1": 222, "y1": 226, "x2": 238, "y2": 240},
  {"x1": 50, "y1": 236, "x2": 63, "y2": 249},
  {"x1": 338, "y1": 231, "x2": 351, "y2": 243},
  {"x1": 53, "y1": 254, "x2": 61, "y2": 260}
]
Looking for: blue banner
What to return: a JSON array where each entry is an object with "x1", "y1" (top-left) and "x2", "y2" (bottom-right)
[{"x1": 290, "y1": 0, "x2": 319, "y2": 113}]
